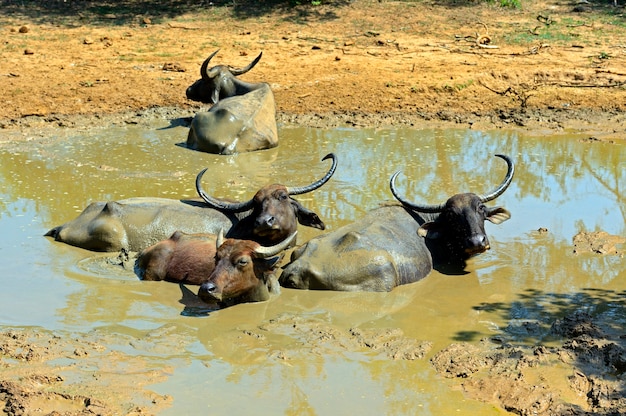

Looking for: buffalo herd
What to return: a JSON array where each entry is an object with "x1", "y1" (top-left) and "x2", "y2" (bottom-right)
[{"x1": 45, "y1": 51, "x2": 516, "y2": 309}]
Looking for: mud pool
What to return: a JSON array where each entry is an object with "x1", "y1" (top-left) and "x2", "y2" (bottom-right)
[{"x1": 0, "y1": 122, "x2": 624, "y2": 414}]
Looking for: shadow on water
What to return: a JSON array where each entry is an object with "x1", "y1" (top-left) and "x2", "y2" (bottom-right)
[
  {"x1": 468, "y1": 286, "x2": 626, "y2": 409},
  {"x1": 470, "y1": 287, "x2": 626, "y2": 343}
]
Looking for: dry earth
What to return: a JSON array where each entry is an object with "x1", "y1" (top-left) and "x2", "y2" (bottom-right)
[
  {"x1": 1, "y1": 0, "x2": 625, "y2": 137},
  {"x1": 1, "y1": 0, "x2": 626, "y2": 414}
]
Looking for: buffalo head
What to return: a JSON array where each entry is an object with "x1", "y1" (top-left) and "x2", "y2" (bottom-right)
[
  {"x1": 186, "y1": 49, "x2": 263, "y2": 104},
  {"x1": 197, "y1": 231, "x2": 296, "y2": 306},
  {"x1": 390, "y1": 154, "x2": 514, "y2": 264},
  {"x1": 195, "y1": 153, "x2": 337, "y2": 246}
]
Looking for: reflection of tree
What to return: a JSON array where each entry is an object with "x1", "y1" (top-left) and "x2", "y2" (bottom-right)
[{"x1": 581, "y1": 146, "x2": 625, "y2": 224}]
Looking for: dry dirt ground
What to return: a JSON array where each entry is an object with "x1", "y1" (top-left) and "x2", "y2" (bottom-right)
[
  {"x1": 1, "y1": 0, "x2": 625, "y2": 136},
  {"x1": 1, "y1": 0, "x2": 626, "y2": 414}
]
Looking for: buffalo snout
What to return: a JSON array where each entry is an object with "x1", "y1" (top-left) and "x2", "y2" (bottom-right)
[
  {"x1": 465, "y1": 234, "x2": 490, "y2": 256},
  {"x1": 198, "y1": 281, "x2": 221, "y2": 303}
]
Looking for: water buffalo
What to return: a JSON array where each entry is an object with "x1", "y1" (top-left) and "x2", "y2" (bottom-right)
[
  {"x1": 185, "y1": 50, "x2": 278, "y2": 155},
  {"x1": 45, "y1": 198, "x2": 237, "y2": 253},
  {"x1": 196, "y1": 153, "x2": 337, "y2": 247},
  {"x1": 279, "y1": 154, "x2": 514, "y2": 292},
  {"x1": 186, "y1": 49, "x2": 263, "y2": 104},
  {"x1": 133, "y1": 153, "x2": 336, "y2": 281},
  {"x1": 197, "y1": 231, "x2": 297, "y2": 307},
  {"x1": 46, "y1": 153, "x2": 336, "y2": 254}
]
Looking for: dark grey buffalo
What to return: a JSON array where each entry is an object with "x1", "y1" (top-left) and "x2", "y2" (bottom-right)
[
  {"x1": 46, "y1": 153, "x2": 336, "y2": 254},
  {"x1": 185, "y1": 50, "x2": 277, "y2": 155},
  {"x1": 196, "y1": 153, "x2": 336, "y2": 247},
  {"x1": 197, "y1": 231, "x2": 297, "y2": 307},
  {"x1": 45, "y1": 198, "x2": 236, "y2": 253},
  {"x1": 279, "y1": 154, "x2": 514, "y2": 292}
]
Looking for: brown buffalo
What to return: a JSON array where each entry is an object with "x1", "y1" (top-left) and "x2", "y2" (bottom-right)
[
  {"x1": 134, "y1": 153, "x2": 336, "y2": 283},
  {"x1": 197, "y1": 231, "x2": 297, "y2": 306}
]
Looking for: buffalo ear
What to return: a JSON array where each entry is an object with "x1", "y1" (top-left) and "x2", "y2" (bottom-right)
[
  {"x1": 486, "y1": 207, "x2": 511, "y2": 225},
  {"x1": 262, "y1": 255, "x2": 283, "y2": 271},
  {"x1": 291, "y1": 199, "x2": 325, "y2": 230},
  {"x1": 418, "y1": 222, "x2": 441, "y2": 239},
  {"x1": 211, "y1": 87, "x2": 220, "y2": 104}
]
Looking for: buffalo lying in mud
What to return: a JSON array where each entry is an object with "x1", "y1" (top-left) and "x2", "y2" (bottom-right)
[
  {"x1": 186, "y1": 50, "x2": 278, "y2": 155},
  {"x1": 45, "y1": 198, "x2": 237, "y2": 253},
  {"x1": 279, "y1": 154, "x2": 514, "y2": 292},
  {"x1": 46, "y1": 153, "x2": 336, "y2": 254},
  {"x1": 195, "y1": 153, "x2": 336, "y2": 247},
  {"x1": 196, "y1": 231, "x2": 297, "y2": 307},
  {"x1": 134, "y1": 153, "x2": 337, "y2": 283}
]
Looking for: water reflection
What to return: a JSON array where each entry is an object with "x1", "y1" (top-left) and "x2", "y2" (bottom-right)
[{"x1": 0, "y1": 123, "x2": 624, "y2": 414}]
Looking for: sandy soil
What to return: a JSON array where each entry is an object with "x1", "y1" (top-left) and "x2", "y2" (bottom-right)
[
  {"x1": 1, "y1": 0, "x2": 625, "y2": 414},
  {"x1": 1, "y1": 0, "x2": 625, "y2": 137}
]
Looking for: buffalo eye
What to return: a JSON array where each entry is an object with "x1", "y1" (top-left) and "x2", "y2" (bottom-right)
[
  {"x1": 236, "y1": 257, "x2": 250, "y2": 268},
  {"x1": 477, "y1": 204, "x2": 487, "y2": 216}
]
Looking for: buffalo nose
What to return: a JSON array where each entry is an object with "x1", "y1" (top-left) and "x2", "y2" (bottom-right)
[
  {"x1": 201, "y1": 282, "x2": 217, "y2": 293},
  {"x1": 468, "y1": 234, "x2": 489, "y2": 250},
  {"x1": 257, "y1": 215, "x2": 275, "y2": 228},
  {"x1": 198, "y1": 282, "x2": 222, "y2": 303}
]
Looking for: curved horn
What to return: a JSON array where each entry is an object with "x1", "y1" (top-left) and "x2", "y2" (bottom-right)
[
  {"x1": 390, "y1": 171, "x2": 445, "y2": 213},
  {"x1": 286, "y1": 153, "x2": 338, "y2": 196},
  {"x1": 216, "y1": 228, "x2": 225, "y2": 249},
  {"x1": 200, "y1": 49, "x2": 220, "y2": 79},
  {"x1": 390, "y1": 154, "x2": 515, "y2": 213},
  {"x1": 253, "y1": 232, "x2": 297, "y2": 258},
  {"x1": 196, "y1": 168, "x2": 255, "y2": 213},
  {"x1": 477, "y1": 154, "x2": 515, "y2": 202},
  {"x1": 230, "y1": 52, "x2": 263, "y2": 76}
]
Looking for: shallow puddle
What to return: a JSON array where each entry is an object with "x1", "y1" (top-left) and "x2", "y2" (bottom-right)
[{"x1": 0, "y1": 122, "x2": 624, "y2": 414}]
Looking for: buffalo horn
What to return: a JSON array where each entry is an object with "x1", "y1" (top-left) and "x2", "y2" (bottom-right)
[
  {"x1": 230, "y1": 52, "x2": 263, "y2": 76},
  {"x1": 390, "y1": 154, "x2": 515, "y2": 213},
  {"x1": 216, "y1": 229, "x2": 225, "y2": 249},
  {"x1": 253, "y1": 232, "x2": 297, "y2": 258},
  {"x1": 477, "y1": 154, "x2": 515, "y2": 202},
  {"x1": 286, "y1": 153, "x2": 338, "y2": 196},
  {"x1": 200, "y1": 49, "x2": 220, "y2": 79},
  {"x1": 196, "y1": 153, "x2": 337, "y2": 212},
  {"x1": 196, "y1": 168, "x2": 255, "y2": 212}
]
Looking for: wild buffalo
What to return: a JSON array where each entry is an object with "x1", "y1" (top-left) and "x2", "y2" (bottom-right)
[
  {"x1": 133, "y1": 153, "x2": 336, "y2": 282},
  {"x1": 197, "y1": 231, "x2": 297, "y2": 307},
  {"x1": 46, "y1": 153, "x2": 336, "y2": 254},
  {"x1": 45, "y1": 198, "x2": 237, "y2": 253},
  {"x1": 185, "y1": 50, "x2": 278, "y2": 155},
  {"x1": 196, "y1": 153, "x2": 336, "y2": 247},
  {"x1": 279, "y1": 154, "x2": 514, "y2": 292}
]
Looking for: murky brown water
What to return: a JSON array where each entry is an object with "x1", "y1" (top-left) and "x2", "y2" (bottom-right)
[{"x1": 0, "y1": 123, "x2": 624, "y2": 414}]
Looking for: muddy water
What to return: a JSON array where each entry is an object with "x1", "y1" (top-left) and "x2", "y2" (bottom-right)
[{"x1": 0, "y1": 123, "x2": 624, "y2": 414}]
